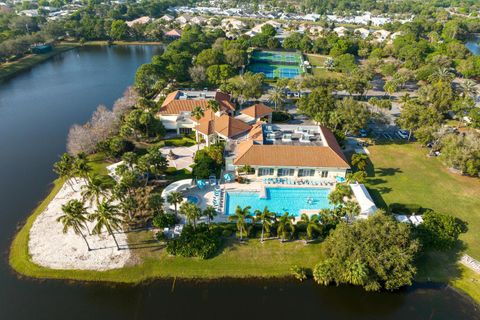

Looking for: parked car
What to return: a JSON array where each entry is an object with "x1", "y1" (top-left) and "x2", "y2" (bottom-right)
[{"x1": 397, "y1": 129, "x2": 409, "y2": 139}]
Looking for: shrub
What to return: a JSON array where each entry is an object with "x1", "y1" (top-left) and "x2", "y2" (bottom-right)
[
  {"x1": 222, "y1": 229, "x2": 233, "y2": 238},
  {"x1": 166, "y1": 224, "x2": 223, "y2": 259},
  {"x1": 416, "y1": 210, "x2": 467, "y2": 250},
  {"x1": 313, "y1": 212, "x2": 420, "y2": 291},
  {"x1": 272, "y1": 111, "x2": 292, "y2": 123},
  {"x1": 152, "y1": 213, "x2": 177, "y2": 229},
  {"x1": 291, "y1": 265, "x2": 309, "y2": 282}
]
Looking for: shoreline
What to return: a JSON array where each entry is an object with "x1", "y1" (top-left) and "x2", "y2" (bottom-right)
[
  {"x1": 0, "y1": 41, "x2": 162, "y2": 82},
  {"x1": 8, "y1": 177, "x2": 480, "y2": 306}
]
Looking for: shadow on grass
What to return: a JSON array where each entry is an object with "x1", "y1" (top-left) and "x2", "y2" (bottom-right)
[
  {"x1": 365, "y1": 156, "x2": 389, "y2": 209},
  {"x1": 415, "y1": 241, "x2": 467, "y2": 285}
]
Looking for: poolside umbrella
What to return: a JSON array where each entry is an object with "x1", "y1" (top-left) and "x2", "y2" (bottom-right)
[
  {"x1": 197, "y1": 180, "x2": 207, "y2": 189},
  {"x1": 224, "y1": 173, "x2": 233, "y2": 182},
  {"x1": 335, "y1": 176, "x2": 346, "y2": 183}
]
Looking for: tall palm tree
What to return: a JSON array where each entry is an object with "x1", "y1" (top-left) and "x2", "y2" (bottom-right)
[
  {"x1": 460, "y1": 79, "x2": 478, "y2": 98},
  {"x1": 74, "y1": 153, "x2": 92, "y2": 183},
  {"x1": 268, "y1": 85, "x2": 285, "y2": 110},
  {"x1": 229, "y1": 205, "x2": 251, "y2": 241},
  {"x1": 180, "y1": 202, "x2": 202, "y2": 229},
  {"x1": 207, "y1": 100, "x2": 220, "y2": 113},
  {"x1": 300, "y1": 213, "x2": 322, "y2": 243},
  {"x1": 81, "y1": 174, "x2": 109, "y2": 206},
  {"x1": 53, "y1": 153, "x2": 76, "y2": 191},
  {"x1": 203, "y1": 205, "x2": 217, "y2": 224},
  {"x1": 191, "y1": 105, "x2": 205, "y2": 150},
  {"x1": 344, "y1": 200, "x2": 361, "y2": 222},
  {"x1": 277, "y1": 212, "x2": 295, "y2": 242},
  {"x1": 167, "y1": 191, "x2": 183, "y2": 216},
  {"x1": 57, "y1": 199, "x2": 91, "y2": 251},
  {"x1": 89, "y1": 200, "x2": 123, "y2": 250},
  {"x1": 254, "y1": 206, "x2": 274, "y2": 242}
]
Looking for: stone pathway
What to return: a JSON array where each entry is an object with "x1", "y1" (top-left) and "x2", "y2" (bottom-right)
[{"x1": 460, "y1": 254, "x2": 480, "y2": 274}]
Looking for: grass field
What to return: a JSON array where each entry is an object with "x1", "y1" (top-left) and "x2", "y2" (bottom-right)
[
  {"x1": 306, "y1": 54, "x2": 344, "y2": 79},
  {"x1": 364, "y1": 142, "x2": 480, "y2": 302}
]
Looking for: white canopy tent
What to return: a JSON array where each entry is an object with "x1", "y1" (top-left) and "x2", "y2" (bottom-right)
[{"x1": 349, "y1": 183, "x2": 377, "y2": 218}]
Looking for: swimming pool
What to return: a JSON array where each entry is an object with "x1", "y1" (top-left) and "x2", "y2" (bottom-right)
[{"x1": 225, "y1": 187, "x2": 332, "y2": 216}]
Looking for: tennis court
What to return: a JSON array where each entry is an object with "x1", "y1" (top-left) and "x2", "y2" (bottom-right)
[
  {"x1": 251, "y1": 50, "x2": 302, "y2": 64},
  {"x1": 247, "y1": 63, "x2": 301, "y2": 79},
  {"x1": 248, "y1": 50, "x2": 304, "y2": 79}
]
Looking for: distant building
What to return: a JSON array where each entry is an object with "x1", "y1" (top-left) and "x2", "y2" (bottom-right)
[
  {"x1": 126, "y1": 16, "x2": 152, "y2": 27},
  {"x1": 164, "y1": 29, "x2": 182, "y2": 39},
  {"x1": 160, "y1": 14, "x2": 174, "y2": 22}
]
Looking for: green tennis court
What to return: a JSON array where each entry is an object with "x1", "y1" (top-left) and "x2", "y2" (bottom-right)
[{"x1": 248, "y1": 50, "x2": 304, "y2": 79}]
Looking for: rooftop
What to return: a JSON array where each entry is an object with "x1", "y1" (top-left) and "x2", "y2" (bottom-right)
[
  {"x1": 259, "y1": 124, "x2": 325, "y2": 146},
  {"x1": 158, "y1": 90, "x2": 235, "y2": 115},
  {"x1": 233, "y1": 125, "x2": 350, "y2": 168}
]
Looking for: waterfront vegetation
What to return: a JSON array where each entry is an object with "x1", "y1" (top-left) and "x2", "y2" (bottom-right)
[{"x1": 5, "y1": 1, "x2": 480, "y2": 305}]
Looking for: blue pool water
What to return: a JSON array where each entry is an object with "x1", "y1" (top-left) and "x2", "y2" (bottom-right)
[{"x1": 225, "y1": 187, "x2": 332, "y2": 216}]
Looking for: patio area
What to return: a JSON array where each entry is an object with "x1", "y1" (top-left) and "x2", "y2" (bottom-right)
[{"x1": 160, "y1": 143, "x2": 205, "y2": 171}]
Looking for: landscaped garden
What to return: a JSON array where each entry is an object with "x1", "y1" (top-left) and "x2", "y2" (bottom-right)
[{"x1": 364, "y1": 142, "x2": 480, "y2": 301}]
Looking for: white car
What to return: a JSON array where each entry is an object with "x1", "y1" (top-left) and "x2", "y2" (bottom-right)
[{"x1": 397, "y1": 129, "x2": 409, "y2": 139}]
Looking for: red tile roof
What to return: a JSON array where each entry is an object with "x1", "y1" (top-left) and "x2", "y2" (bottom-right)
[
  {"x1": 241, "y1": 103, "x2": 273, "y2": 118},
  {"x1": 158, "y1": 91, "x2": 235, "y2": 115}
]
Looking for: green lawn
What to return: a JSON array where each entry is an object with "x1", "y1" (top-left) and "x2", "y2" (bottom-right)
[
  {"x1": 364, "y1": 142, "x2": 480, "y2": 302},
  {"x1": 306, "y1": 54, "x2": 328, "y2": 67}
]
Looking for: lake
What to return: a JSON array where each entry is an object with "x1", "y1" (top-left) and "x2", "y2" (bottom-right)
[
  {"x1": 466, "y1": 35, "x2": 480, "y2": 55},
  {"x1": 0, "y1": 45, "x2": 479, "y2": 320}
]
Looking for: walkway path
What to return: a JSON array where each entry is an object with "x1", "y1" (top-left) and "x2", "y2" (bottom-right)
[{"x1": 460, "y1": 254, "x2": 480, "y2": 274}]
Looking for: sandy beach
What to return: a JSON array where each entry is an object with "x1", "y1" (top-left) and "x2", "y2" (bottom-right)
[{"x1": 29, "y1": 179, "x2": 131, "y2": 271}]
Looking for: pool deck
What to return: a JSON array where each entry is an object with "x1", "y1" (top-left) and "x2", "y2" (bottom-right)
[{"x1": 182, "y1": 179, "x2": 336, "y2": 223}]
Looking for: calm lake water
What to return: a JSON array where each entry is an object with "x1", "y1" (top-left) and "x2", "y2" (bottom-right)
[
  {"x1": 466, "y1": 35, "x2": 480, "y2": 55},
  {"x1": 0, "y1": 45, "x2": 479, "y2": 320}
]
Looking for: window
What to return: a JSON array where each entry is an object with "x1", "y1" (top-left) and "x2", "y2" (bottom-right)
[
  {"x1": 179, "y1": 127, "x2": 192, "y2": 134},
  {"x1": 320, "y1": 170, "x2": 328, "y2": 178},
  {"x1": 258, "y1": 168, "x2": 274, "y2": 176},
  {"x1": 298, "y1": 169, "x2": 315, "y2": 177},
  {"x1": 278, "y1": 168, "x2": 294, "y2": 176}
]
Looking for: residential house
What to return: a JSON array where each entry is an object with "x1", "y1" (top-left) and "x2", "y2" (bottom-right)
[
  {"x1": 333, "y1": 26, "x2": 349, "y2": 37},
  {"x1": 354, "y1": 27, "x2": 371, "y2": 39},
  {"x1": 372, "y1": 29, "x2": 391, "y2": 42},
  {"x1": 126, "y1": 16, "x2": 152, "y2": 27},
  {"x1": 191, "y1": 16, "x2": 207, "y2": 25},
  {"x1": 160, "y1": 14, "x2": 174, "y2": 22},
  {"x1": 164, "y1": 29, "x2": 182, "y2": 39},
  {"x1": 175, "y1": 15, "x2": 189, "y2": 26},
  {"x1": 194, "y1": 110, "x2": 252, "y2": 146},
  {"x1": 221, "y1": 18, "x2": 246, "y2": 31}
]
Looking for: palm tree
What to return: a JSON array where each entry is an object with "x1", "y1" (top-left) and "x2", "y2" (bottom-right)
[
  {"x1": 268, "y1": 85, "x2": 285, "y2": 110},
  {"x1": 167, "y1": 191, "x2": 183, "y2": 216},
  {"x1": 254, "y1": 206, "x2": 274, "y2": 242},
  {"x1": 57, "y1": 199, "x2": 91, "y2": 251},
  {"x1": 277, "y1": 212, "x2": 295, "y2": 242},
  {"x1": 460, "y1": 79, "x2": 478, "y2": 98},
  {"x1": 203, "y1": 205, "x2": 217, "y2": 224},
  {"x1": 429, "y1": 67, "x2": 454, "y2": 83},
  {"x1": 89, "y1": 200, "x2": 123, "y2": 250},
  {"x1": 207, "y1": 100, "x2": 220, "y2": 113},
  {"x1": 343, "y1": 260, "x2": 368, "y2": 285},
  {"x1": 53, "y1": 153, "x2": 76, "y2": 191},
  {"x1": 74, "y1": 153, "x2": 92, "y2": 183},
  {"x1": 229, "y1": 205, "x2": 251, "y2": 241},
  {"x1": 344, "y1": 200, "x2": 360, "y2": 222},
  {"x1": 180, "y1": 202, "x2": 202, "y2": 229},
  {"x1": 300, "y1": 213, "x2": 322, "y2": 243},
  {"x1": 81, "y1": 174, "x2": 109, "y2": 206},
  {"x1": 192, "y1": 105, "x2": 205, "y2": 150}
]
